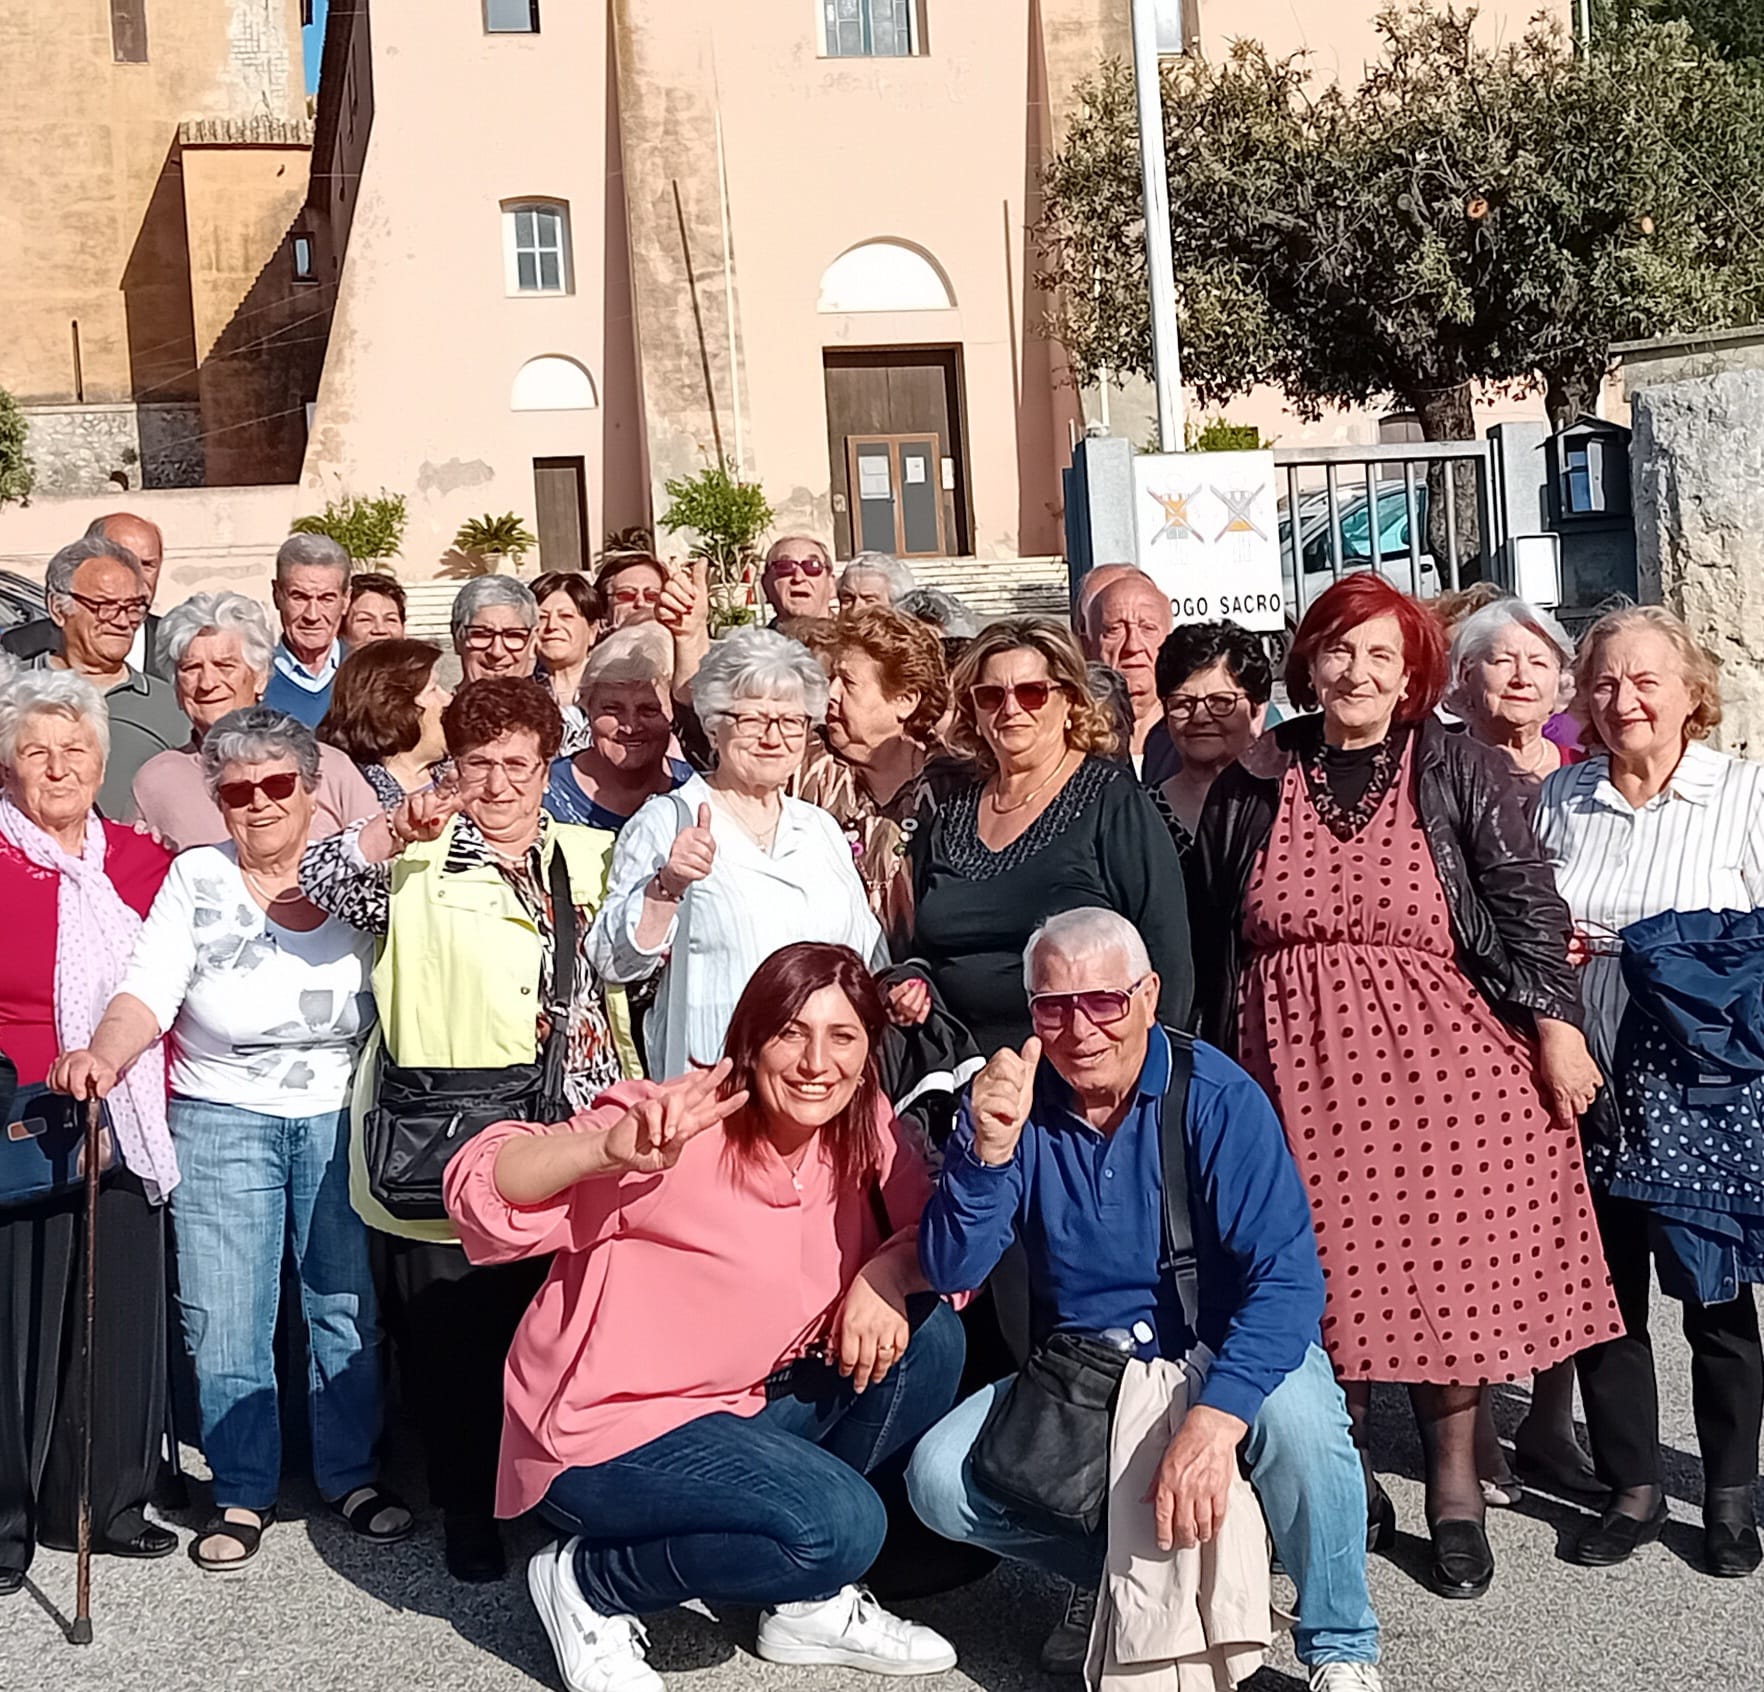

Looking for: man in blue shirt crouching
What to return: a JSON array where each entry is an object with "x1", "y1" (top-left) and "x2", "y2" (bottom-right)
[{"x1": 906, "y1": 907, "x2": 1381, "y2": 1692}]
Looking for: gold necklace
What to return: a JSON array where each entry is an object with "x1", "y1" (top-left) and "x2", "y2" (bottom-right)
[
  {"x1": 240, "y1": 863, "x2": 298, "y2": 908},
  {"x1": 988, "y1": 750, "x2": 1075, "y2": 816}
]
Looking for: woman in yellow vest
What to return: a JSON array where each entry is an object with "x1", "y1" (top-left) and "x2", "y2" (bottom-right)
[{"x1": 301, "y1": 676, "x2": 638, "y2": 1583}]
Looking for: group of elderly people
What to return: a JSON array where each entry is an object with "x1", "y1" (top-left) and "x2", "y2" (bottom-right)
[{"x1": 1, "y1": 511, "x2": 1761, "y2": 1692}]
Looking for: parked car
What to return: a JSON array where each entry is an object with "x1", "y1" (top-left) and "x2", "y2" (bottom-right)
[
  {"x1": 1281, "y1": 483, "x2": 1442, "y2": 610},
  {"x1": 0, "y1": 570, "x2": 47, "y2": 638}
]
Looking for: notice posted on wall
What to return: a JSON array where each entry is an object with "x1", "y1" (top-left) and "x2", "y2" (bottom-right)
[{"x1": 1132, "y1": 450, "x2": 1286, "y2": 632}]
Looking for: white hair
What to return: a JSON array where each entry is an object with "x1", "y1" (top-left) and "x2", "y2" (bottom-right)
[
  {"x1": 0, "y1": 667, "x2": 111, "y2": 766},
  {"x1": 692, "y1": 626, "x2": 830, "y2": 725},
  {"x1": 157, "y1": 592, "x2": 275, "y2": 676},
  {"x1": 1447, "y1": 597, "x2": 1576, "y2": 717},
  {"x1": 582, "y1": 621, "x2": 674, "y2": 695},
  {"x1": 199, "y1": 706, "x2": 320, "y2": 797},
  {"x1": 1023, "y1": 907, "x2": 1152, "y2": 990},
  {"x1": 451, "y1": 574, "x2": 538, "y2": 640},
  {"x1": 44, "y1": 535, "x2": 143, "y2": 601},
  {"x1": 896, "y1": 586, "x2": 978, "y2": 640},
  {"x1": 840, "y1": 552, "x2": 917, "y2": 604},
  {"x1": 275, "y1": 532, "x2": 352, "y2": 581}
]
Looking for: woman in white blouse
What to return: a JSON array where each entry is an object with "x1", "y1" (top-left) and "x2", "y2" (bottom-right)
[
  {"x1": 1535, "y1": 606, "x2": 1764, "y2": 1577},
  {"x1": 53, "y1": 707, "x2": 409, "y2": 1574},
  {"x1": 590, "y1": 628, "x2": 883, "y2": 1078}
]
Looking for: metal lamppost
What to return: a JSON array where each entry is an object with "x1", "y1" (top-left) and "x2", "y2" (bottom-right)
[{"x1": 1130, "y1": 0, "x2": 1186, "y2": 452}]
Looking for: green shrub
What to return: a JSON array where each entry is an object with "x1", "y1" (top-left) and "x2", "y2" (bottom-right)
[
  {"x1": 291, "y1": 490, "x2": 408, "y2": 564},
  {"x1": 0, "y1": 388, "x2": 34, "y2": 508}
]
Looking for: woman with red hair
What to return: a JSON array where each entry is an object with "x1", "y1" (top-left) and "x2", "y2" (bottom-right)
[
  {"x1": 1190, "y1": 575, "x2": 1619, "y2": 1602},
  {"x1": 445, "y1": 941, "x2": 964, "y2": 1692}
]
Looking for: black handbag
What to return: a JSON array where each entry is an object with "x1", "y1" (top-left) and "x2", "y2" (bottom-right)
[
  {"x1": 0, "y1": 1077, "x2": 120, "y2": 1212},
  {"x1": 970, "y1": 1029, "x2": 1198, "y2": 1535},
  {"x1": 363, "y1": 848, "x2": 576, "y2": 1221}
]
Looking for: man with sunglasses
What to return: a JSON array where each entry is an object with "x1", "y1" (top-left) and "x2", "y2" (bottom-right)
[
  {"x1": 909, "y1": 908, "x2": 1382, "y2": 1692},
  {"x1": 26, "y1": 535, "x2": 187, "y2": 820},
  {"x1": 263, "y1": 533, "x2": 352, "y2": 728},
  {"x1": 760, "y1": 535, "x2": 835, "y2": 622}
]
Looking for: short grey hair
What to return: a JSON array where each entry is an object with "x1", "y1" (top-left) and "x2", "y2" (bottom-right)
[
  {"x1": 840, "y1": 552, "x2": 917, "y2": 604},
  {"x1": 157, "y1": 592, "x2": 275, "y2": 676},
  {"x1": 692, "y1": 626, "x2": 830, "y2": 726},
  {"x1": 582, "y1": 621, "x2": 674, "y2": 695},
  {"x1": 0, "y1": 667, "x2": 111, "y2": 766},
  {"x1": 199, "y1": 705, "x2": 321, "y2": 797},
  {"x1": 1023, "y1": 907, "x2": 1153, "y2": 990},
  {"x1": 451, "y1": 575, "x2": 538, "y2": 641},
  {"x1": 275, "y1": 533, "x2": 352, "y2": 582},
  {"x1": 44, "y1": 536, "x2": 144, "y2": 601},
  {"x1": 896, "y1": 586, "x2": 978, "y2": 640},
  {"x1": 1447, "y1": 597, "x2": 1576, "y2": 717}
]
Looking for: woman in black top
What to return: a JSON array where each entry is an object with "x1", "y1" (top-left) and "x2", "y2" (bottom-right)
[{"x1": 909, "y1": 618, "x2": 1190, "y2": 1054}]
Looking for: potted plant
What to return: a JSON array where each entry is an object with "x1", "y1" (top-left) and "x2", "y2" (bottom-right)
[
  {"x1": 659, "y1": 460, "x2": 774, "y2": 632},
  {"x1": 453, "y1": 512, "x2": 539, "y2": 576}
]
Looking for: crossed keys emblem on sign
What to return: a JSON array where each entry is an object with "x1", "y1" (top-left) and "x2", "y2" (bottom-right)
[{"x1": 1214, "y1": 485, "x2": 1268, "y2": 543}]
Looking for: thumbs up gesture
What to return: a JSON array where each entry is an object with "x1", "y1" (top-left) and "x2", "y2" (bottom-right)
[
  {"x1": 656, "y1": 557, "x2": 707, "y2": 633},
  {"x1": 970, "y1": 1036, "x2": 1042, "y2": 1166},
  {"x1": 657, "y1": 802, "x2": 717, "y2": 900}
]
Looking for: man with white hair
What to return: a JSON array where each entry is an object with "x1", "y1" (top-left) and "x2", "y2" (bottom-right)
[
  {"x1": 1080, "y1": 568, "x2": 1178, "y2": 782},
  {"x1": 451, "y1": 576, "x2": 540, "y2": 684},
  {"x1": 262, "y1": 533, "x2": 351, "y2": 727},
  {"x1": 836, "y1": 552, "x2": 916, "y2": 613},
  {"x1": 907, "y1": 907, "x2": 1381, "y2": 1692}
]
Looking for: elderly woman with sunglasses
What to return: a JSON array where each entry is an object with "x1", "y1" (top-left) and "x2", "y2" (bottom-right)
[
  {"x1": 53, "y1": 706, "x2": 408, "y2": 1574},
  {"x1": 907, "y1": 618, "x2": 1191, "y2": 1058},
  {"x1": 590, "y1": 627, "x2": 883, "y2": 1079}
]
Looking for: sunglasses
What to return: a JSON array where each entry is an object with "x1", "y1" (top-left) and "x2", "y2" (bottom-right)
[
  {"x1": 768, "y1": 558, "x2": 829, "y2": 580},
  {"x1": 1028, "y1": 977, "x2": 1148, "y2": 1034},
  {"x1": 971, "y1": 680, "x2": 1065, "y2": 716},
  {"x1": 217, "y1": 771, "x2": 302, "y2": 809}
]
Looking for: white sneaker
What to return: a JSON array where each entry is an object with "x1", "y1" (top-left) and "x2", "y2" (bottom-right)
[
  {"x1": 757, "y1": 1584, "x2": 958, "y2": 1675},
  {"x1": 1309, "y1": 1665, "x2": 1383, "y2": 1692},
  {"x1": 527, "y1": 1538, "x2": 665, "y2": 1692}
]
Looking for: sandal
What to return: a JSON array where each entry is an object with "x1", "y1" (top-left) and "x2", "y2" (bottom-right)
[
  {"x1": 191, "y1": 1507, "x2": 275, "y2": 1573},
  {"x1": 331, "y1": 1483, "x2": 414, "y2": 1544}
]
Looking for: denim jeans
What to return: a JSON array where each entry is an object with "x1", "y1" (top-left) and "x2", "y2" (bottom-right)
[
  {"x1": 169, "y1": 1096, "x2": 383, "y2": 1511},
  {"x1": 540, "y1": 1297, "x2": 965, "y2": 1616},
  {"x1": 906, "y1": 1342, "x2": 1379, "y2": 1667}
]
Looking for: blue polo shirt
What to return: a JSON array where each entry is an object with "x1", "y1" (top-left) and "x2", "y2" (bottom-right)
[{"x1": 920, "y1": 1029, "x2": 1324, "y2": 1427}]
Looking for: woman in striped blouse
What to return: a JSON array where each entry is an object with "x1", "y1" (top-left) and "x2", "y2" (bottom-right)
[{"x1": 1535, "y1": 605, "x2": 1764, "y2": 1579}]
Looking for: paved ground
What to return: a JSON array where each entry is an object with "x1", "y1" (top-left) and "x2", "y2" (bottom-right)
[{"x1": 4, "y1": 1297, "x2": 1757, "y2": 1692}]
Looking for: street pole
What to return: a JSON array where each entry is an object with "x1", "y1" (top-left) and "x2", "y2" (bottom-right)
[{"x1": 1130, "y1": 0, "x2": 1184, "y2": 453}]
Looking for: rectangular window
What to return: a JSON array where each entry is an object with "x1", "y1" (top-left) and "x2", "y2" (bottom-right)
[
  {"x1": 485, "y1": 0, "x2": 540, "y2": 32},
  {"x1": 292, "y1": 234, "x2": 317, "y2": 283},
  {"x1": 111, "y1": 0, "x2": 148, "y2": 63},
  {"x1": 510, "y1": 205, "x2": 568, "y2": 293},
  {"x1": 823, "y1": 0, "x2": 918, "y2": 58}
]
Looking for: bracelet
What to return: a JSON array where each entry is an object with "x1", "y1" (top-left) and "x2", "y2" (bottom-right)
[{"x1": 651, "y1": 870, "x2": 682, "y2": 903}]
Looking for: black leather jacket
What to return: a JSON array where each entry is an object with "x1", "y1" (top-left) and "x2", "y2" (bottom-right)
[{"x1": 1188, "y1": 714, "x2": 1583, "y2": 1054}]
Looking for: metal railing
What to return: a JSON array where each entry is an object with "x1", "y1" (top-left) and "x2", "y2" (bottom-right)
[{"x1": 1273, "y1": 441, "x2": 1502, "y2": 619}]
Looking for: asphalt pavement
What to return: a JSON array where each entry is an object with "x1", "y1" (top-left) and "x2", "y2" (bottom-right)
[{"x1": 2, "y1": 1296, "x2": 1756, "y2": 1692}]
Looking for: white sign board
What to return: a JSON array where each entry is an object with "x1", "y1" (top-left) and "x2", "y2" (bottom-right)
[{"x1": 1132, "y1": 450, "x2": 1285, "y2": 632}]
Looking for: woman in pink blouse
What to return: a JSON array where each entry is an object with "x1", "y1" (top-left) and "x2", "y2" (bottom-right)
[{"x1": 446, "y1": 943, "x2": 965, "y2": 1692}]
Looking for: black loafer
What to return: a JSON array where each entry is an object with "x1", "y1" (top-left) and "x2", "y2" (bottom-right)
[
  {"x1": 40, "y1": 1521, "x2": 178, "y2": 1559},
  {"x1": 1569, "y1": 1499, "x2": 1668, "y2": 1567},
  {"x1": 443, "y1": 1512, "x2": 506, "y2": 1584},
  {"x1": 1705, "y1": 1519, "x2": 1762, "y2": 1579},
  {"x1": 1429, "y1": 1518, "x2": 1494, "y2": 1599},
  {"x1": 1367, "y1": 1480, "x2": 1397, "y2": 1554},
  {"x1": 0, "y1": 1567, "x2": 23, "y2": 1597}
]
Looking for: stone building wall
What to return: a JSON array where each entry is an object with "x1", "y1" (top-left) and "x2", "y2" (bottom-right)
[{"x1": 23, "y1": 403, "x2": 204, "y2": 496}]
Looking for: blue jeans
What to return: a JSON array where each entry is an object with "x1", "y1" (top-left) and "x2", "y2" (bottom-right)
[
  {"x1": 907, "y1": 1343, "x2": 1379, "y2": 1667},
  {"x1": 169, "y1": 1097, "x2": 383, "y2": 1511},
  {"x1": 540, "y1": 1297, "x2": 965, "y2": 1615}
]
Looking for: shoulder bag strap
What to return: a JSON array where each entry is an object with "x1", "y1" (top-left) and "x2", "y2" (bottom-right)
[
  {"x1": 545, "y1": 842, "x2": 576, "y2": 1022},
  {"x1": 1158, "y1": 1027, "x2": 1199, "y2": 1334}
]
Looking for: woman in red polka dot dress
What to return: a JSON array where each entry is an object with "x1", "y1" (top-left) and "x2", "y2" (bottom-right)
[{"x1": 1190, "y1": 574, "x2": 1622, "y2": 1603}]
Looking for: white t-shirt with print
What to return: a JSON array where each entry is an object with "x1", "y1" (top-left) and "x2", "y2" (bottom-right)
[{"x1": 120, "y1": 845, "x2": 376, "y2": 1116}]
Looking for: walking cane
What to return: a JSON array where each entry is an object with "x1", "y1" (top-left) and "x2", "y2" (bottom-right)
[{"x1": 71, "y1": 1089, "x2": 100, "y2": 1647}]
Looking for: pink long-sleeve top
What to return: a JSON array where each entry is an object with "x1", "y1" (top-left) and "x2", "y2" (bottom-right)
[{"x1": 444, "y1": 1080, "x2": 937, "y2": 1519}]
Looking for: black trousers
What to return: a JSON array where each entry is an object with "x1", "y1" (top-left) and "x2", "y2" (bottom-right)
[
  {"x1": 375, "y1": 1236, "x2": 546, "y2": 1518},
  {"x1": 1576, "y1": 1188, "x2": 1764, "y2": 1494},
  {"x1": 0, "y1": 1172, "x2": 167, "y2": 1573}
]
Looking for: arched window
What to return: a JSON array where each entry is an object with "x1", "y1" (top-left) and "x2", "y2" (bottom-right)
[
  {"x1": 511, "y1": 356, "x2": 598, "y2": 411},
  {"x1": 501, "y1": 200, "x2": 573, "y2": 295},
  {"x1": 817, "y1": 241, "x2": 954, "y2": 313}
]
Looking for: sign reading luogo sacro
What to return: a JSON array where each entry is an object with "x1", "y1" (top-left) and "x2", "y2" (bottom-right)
[{"x1": 1131, "y1": 450, "x2": 1286, "y2": 633}]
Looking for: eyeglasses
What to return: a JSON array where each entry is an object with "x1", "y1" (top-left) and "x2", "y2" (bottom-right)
[
  {"x1": 216, "y1": 771, "x2": 302, "y2": 809},
  {"x1": 463, "y1": 627, "x2": 535, "y2": 651},
  {"x1": 725, "y1": 711, "x2": 810, "y2": 744},
  {"x1": 1166, "y1": 690, "x2": 1249, "y2": 722},
  {"x1": 1028, "y1": 977, "x2": 1148, "y2": 1035},
  {"x1": 768, "y1": 558, "x2": 829, "y2": 581},
  {"x1": 64, "y1": 591, "x2": 150, "y2": 626},
  {"x1": 971, "y1": 680, "x2": 1065, "y2": 716},
  {"x1": 457, "y1": 753, "x2": 545, "y2": 784}
]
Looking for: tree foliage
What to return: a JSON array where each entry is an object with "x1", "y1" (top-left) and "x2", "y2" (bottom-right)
[
  {"x1": 0, "y1": 388, "x2": 34, "y2": 509},
  {"x1": 1037, "y1": 5, "x2": 1764, "y2": 441},
  {"x1": 291, "y1": 490, "x2": 408, "y2": 564},
  {"x1": 1600, "y1": 0, "x2": 1764, "y2": 63}
]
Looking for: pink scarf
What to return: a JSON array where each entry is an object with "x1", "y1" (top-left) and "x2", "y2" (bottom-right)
[{"x1": 0, "y1": 796, "x2": 178, "y2": 1201}]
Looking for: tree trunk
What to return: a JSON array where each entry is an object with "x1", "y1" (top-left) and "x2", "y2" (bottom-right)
[{"x1": 1405, "y1": 381, "x2": 1481, "y2": 587}]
